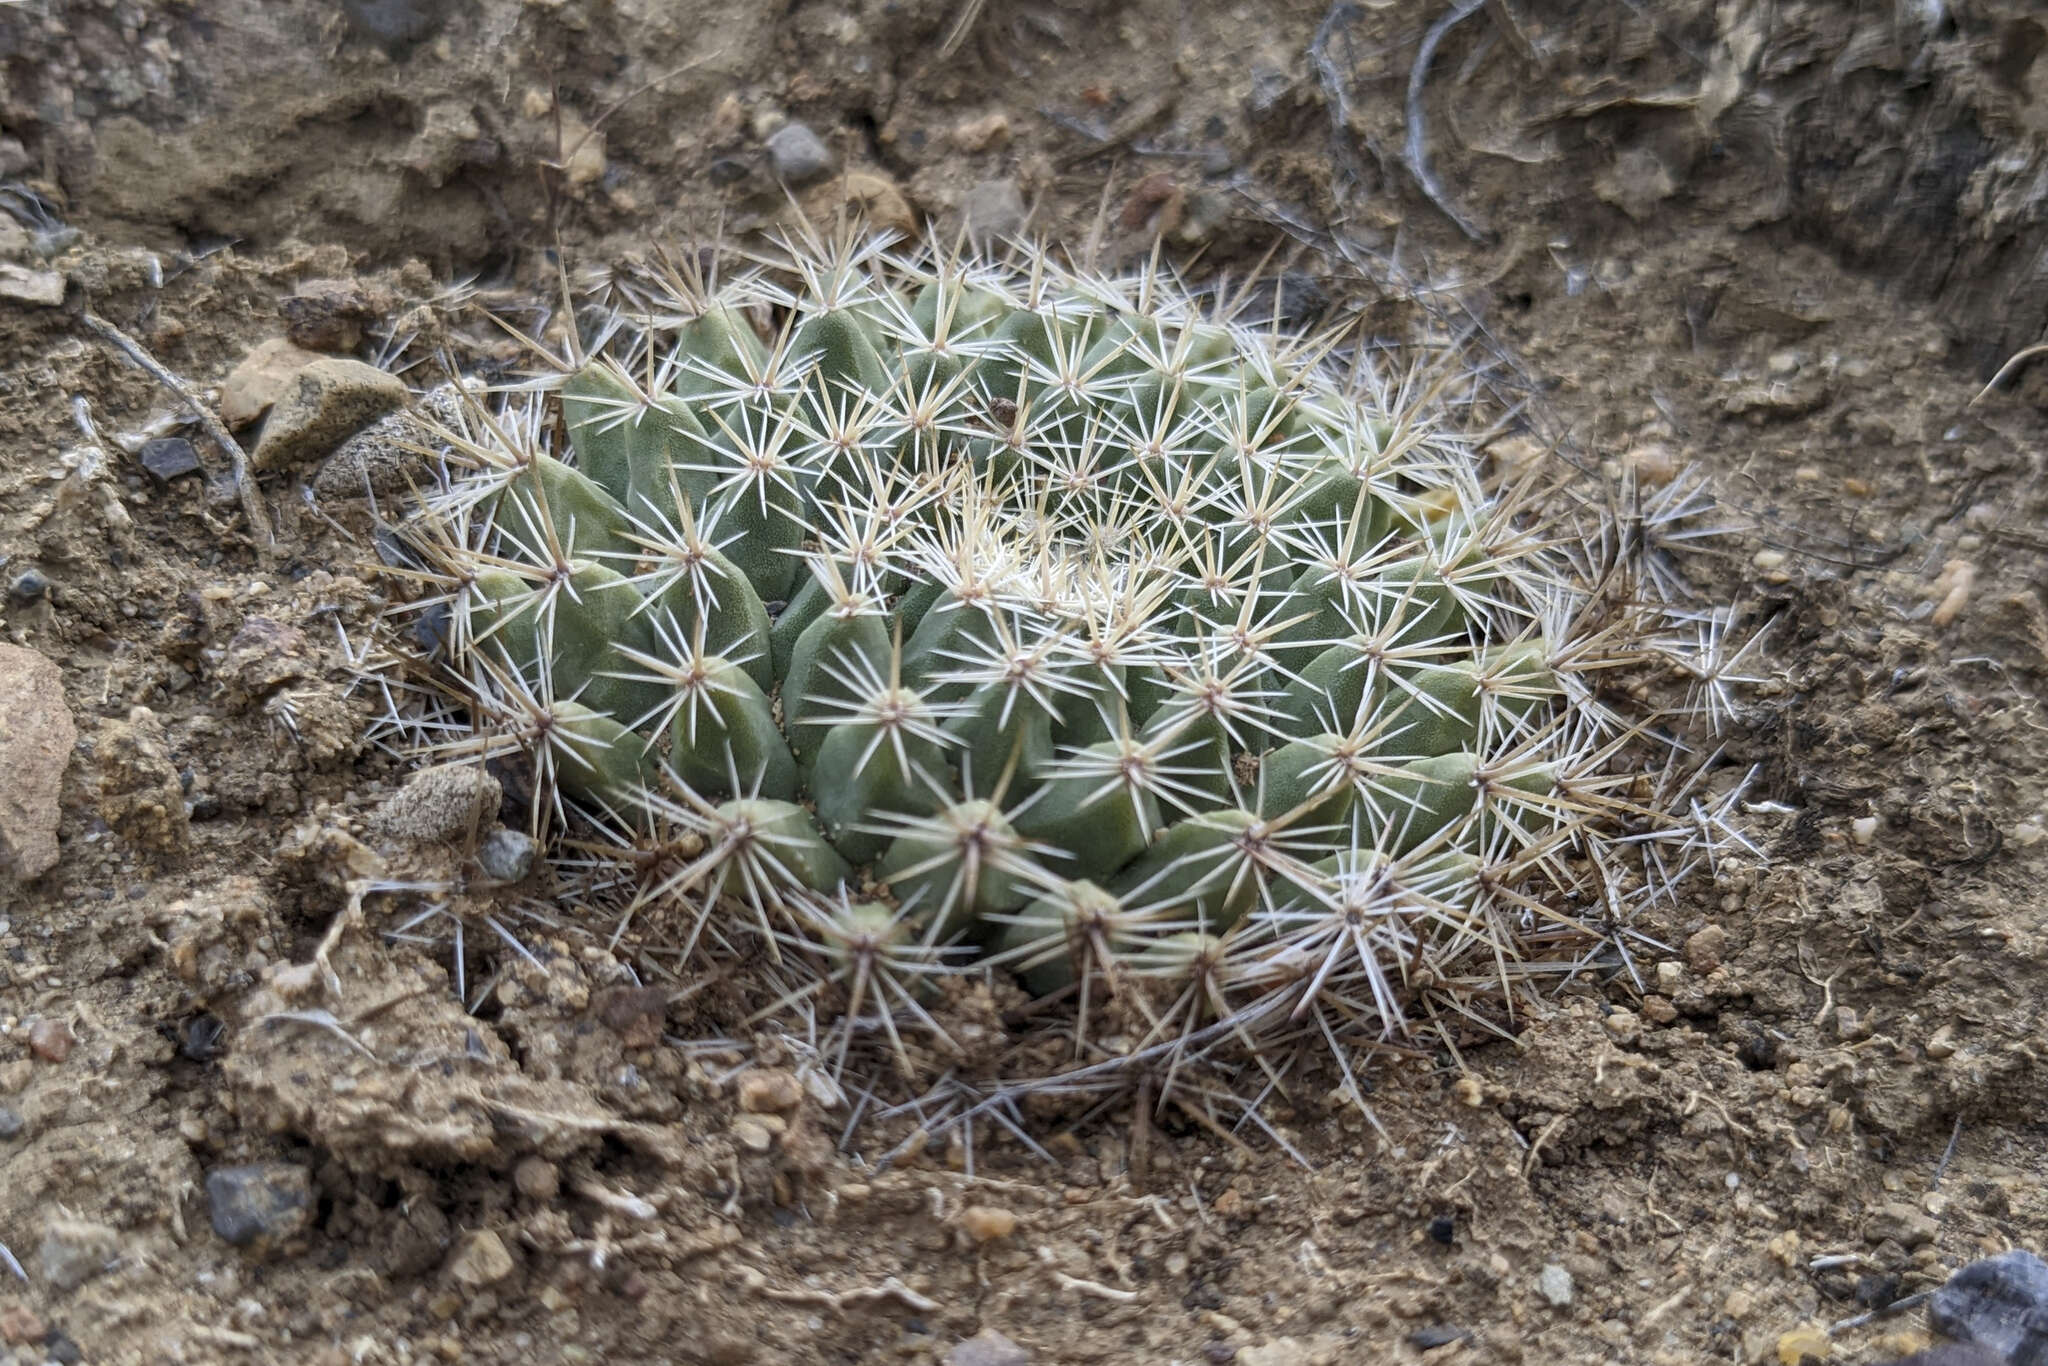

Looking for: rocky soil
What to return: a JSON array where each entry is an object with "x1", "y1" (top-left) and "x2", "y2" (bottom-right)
[{"x1": 2, "y1": 1, "x2": 2047, "y2": 1364}]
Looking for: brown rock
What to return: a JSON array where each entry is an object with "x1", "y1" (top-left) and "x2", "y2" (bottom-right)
[
  {"x1": 369, "y1": 764, "x2": 502, "y2": 847},
  {"x1": 28, "y1": 1017, "x2": 74, "y2": 1063},
  {"x1": 220, "y1": 616, "x2": 314, "y2": 703},
  {"x1": 513, "y1": 1157, "x2": 560, "y2": 1200},
  {"x1": 953, "y1": 112, "x2": 1011, "y2": 152},
  {"x1": 282, "y1": 278, "x2": 381, "y2": 352},
  {"x1": 445, "y1": 1229, "x2": 515, "y2": 1287},
  {"x1": 0, "y1": 1304, "x2": 44, "y2": 1345},
  {"x1": 803, "y1": 170, "x2": 918, "y2": 239},
  {"x1": 220, "y1": 338, "x2": 323, "y2": 428},
  {"x1": 0, "y1": 643, "x2": 73, "y2": 881},
  {"x1": 1684, "y1": 924, "x2": 1728, "y2": 973},
  {"x1": 0, "y1": 262, "x2": 65, "y2": 306},
  {"x1": 737, "y1": 1069, "x2": 803, "y2": 1114},
  {"x1": 96, "y1": 706, "x2": 190, "y2": 856},
  {"x1": 251, "y1": 357, "x2": 408, "y2": 472},
  {"x1": 959, "y1": 1205, "x2": 1017, "y2": 1243}
]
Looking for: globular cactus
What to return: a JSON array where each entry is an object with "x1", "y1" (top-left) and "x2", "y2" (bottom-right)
[{"x1": 382, "y1": 229, "x2": 1743, "y2": 1105}]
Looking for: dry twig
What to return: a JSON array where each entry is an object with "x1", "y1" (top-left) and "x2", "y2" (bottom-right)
[
  {"x1": 1404, "y1": 0, "x2": 1492, "y2": 241},
  {"x1": 80, "y1": 310, "x2": 277, "y2": 556}
]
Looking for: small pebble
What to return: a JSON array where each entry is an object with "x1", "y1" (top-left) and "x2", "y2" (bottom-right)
[
  {"x1": 445, "y1": 1229, "x2": 515, "y2": 1287},
  {"x1": 476, "y1": 827, "x2": 537, "y2": 882},
  {"x1": 1408, "y1": 1326, "x2": 1465, "y2": 1350},
  {"x1": 6, "y1": 568, "x2": 47, "y2": 606},
  {"x1": 946, "y1": 1330, "x2": 1031, "y2": 1366},
  {"x1": 1537, "y1": 1263, "x2": 1574, "y2": 1307},
  {"x1": 206, "y1": 1162, "x2": 314, "y2": 1247},
  {"x1": 737, "y1": 1069, "x2": 803, "y2": 1114},
  {"x1": 38, "y1": 1218, "x2": 120, "y2": 1291},
  {"x1": 514, "y1": 1156, "x2": 560, "y2": 1200},
  {"x1": 1602, "y1": 1008, "x2": 1642, "y2": 1045},
  {"x1": 1928, "y1": 1250, "x2": 2048, "y2": 1365},
  {"x1": 138, "y1": 437, "x2": 202, "y2": 485},
  {"x1": 959, "y1": 1205, "x2": 1016, "y2": 1243},
  {"x1": 1685, "y1": 924, "x2": 1727, "y2": 973},
  {"x1": 731, "y1": 1117, "x2": 775, "y2": 1152},
  {"x1": 707, "y1": 157, "x2": 751, "y2": 186},
  {"x1": 1426, "y1": 1213, "x2": 1456, "y2": 1245},
  {"x1": 1775, "y1": 1324, "x2": 1830, "y2": 1364},
  {"x1": 766, "y1": 123, "x2": 835, "y2": 185},
  {"x1": 0, "y1": 1105, "x2": 23, "y2": 1139},
  {"x1": 27, "y1": 1018, "x2": 74, "y2": 1063},
  {"x1": 0, "y1": 1304, "x2": 45, "y2": 1346},
  {"x1": 1851, "y1": 815, "x2": 1878, "y2": 845}
]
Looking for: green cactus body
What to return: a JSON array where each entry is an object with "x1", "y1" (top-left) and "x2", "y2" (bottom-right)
[{"x1": 397, "y1": 235, "x2": 1693, "y2": 1076}]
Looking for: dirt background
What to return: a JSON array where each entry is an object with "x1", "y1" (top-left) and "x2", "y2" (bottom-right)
[{"x1": 3, "y1": 1, "x2": 2048, "y2": 1363}]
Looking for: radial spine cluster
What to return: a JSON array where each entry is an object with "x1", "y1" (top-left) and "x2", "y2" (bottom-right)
[{"x1": 387, "y1": 229, "x2": 1721, "y2": 1091}]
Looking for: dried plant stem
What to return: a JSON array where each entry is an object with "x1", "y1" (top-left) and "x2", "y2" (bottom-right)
[{"x1": 81, "y1": 310, "x2": 278, "y2": 558}]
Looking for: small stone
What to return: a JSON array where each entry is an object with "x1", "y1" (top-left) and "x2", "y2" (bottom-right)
[
  {"x1": 1767, "y1": 349, "x2": 1803, "y2": 376},
  {"x1": 7, "y1": 568, "x2": 47, "y2": 605},
  {"x1": 952, "y1": 112, "x2": 1011, "y2": 152},
  {"x1": 476, "y1": 827, "x2": 536, "y2": 882},
  {"x1": 1928, "y1": 1250, "x2": 2048, "y2": 1365},
  {"x1": 708, "y1": 157, "x2": 751, "y2": 186},
  {"x1": 0, "y1": 262, "x2": 65, "y2": 306},
  {"x1": 731, "y1": 1117, "x2": 775, "y2": 1152},
  {"x1": 1723, "y1": 1289, "x2": 1754, "y2": 1319},
  {"x1": 1851, "y1": 815, "x2": 1878, "y2": 845},
  {"x1": 960, "y1": 178, "x2": 1027, "y2": 247},
  {"x1": 1863, "y1": 1203, "x2": 1938, "y2": 1249},
  {"x1": 0, "y1": 136, "x2": 30, "y2": 177},
  {"x1": 737, "y1": 1069, "x2": 803, "y2": 1114},
  {"x1": 767, "y1": 123, "x2": 835, "y2": 185},
  {"x1": 946, "y1": 1329, "x2": 1030, "y2": 1366},
  {"x1": 1426, "y1": 1213, "x2": 1456, "y2": 1245},
  {"x1": 1601, "y1": 1008, "x2": 1642, "y2": 1045},
  {"x1": 206, "y1": 1162, "x2": 314, "y2": 1247},
  {"x1": 445, "y1": 1229, "x2": 515, "y2": 1287},
  {"x1": 251, "y1": 357, "x2": 408, "y2": 472},
  {"x1": 513, "y1": 1156, "x2": 560, "y2": 1201},
  {"x1": 1655, "y1": 960, "x2": 1684, "y2": 990},
  {"x1": 282, "y1": 278, "x2": 379, "y2": 353},
  {"x1": 0, "y1": 1105, "x2": 23, "y2": 1139},
  {"x1": 27, "y1": 1018, "x2": 73, "y2": 1062},
  {"x1": 1640, "y1": 996, "x2": 1677, "y2": 1025},
  {"x1": 314, "y1": 381, "x2": 470, "y2": 499},
  {"x1": 1536, "y1": 1263, "x2": 1574, "y2": 1307},
  {"x1": 804, "y1": 169, "x2": 916, "y2": 238},
  {"x1": 97, "y1": 707, "x2": 191, "y2": 857},
  {"x1": 138, "y1": 437, "x2": 202, "y2": 484},
  {"x1": 370, "y1": 764, "x2": 503, "y2": 848},
  {"x1": 1408, "y1": 1327, "x2": 1465, "y2": 1350},
  {"x1": 0, "y1": 643, "x2": 74, "y2": 882},
  {"x1": 341, "y1": 0, "x2": 451, "y2": 51},
  {"x1": 1685, "y1": 924, "x2": 1727, "y2": 973},
  {"x1": 39, "y1": 1218, "x2": 120, "y2": 1291},
  {"x1": 45, "y1": 1328, "x2": 83, "y2": 1365},
  {"x1": 1776, "y1": 1325, "x2": 1831, "y2": 1365},
  {"x1": 0, "y1": 1304, "x2": 45, "y2": 1345},
  {"x1": 959, "y1": 1205, "x2": 1016, "y2": 1243},
  {"x1": 219, "y1": 338, "x2": 324, "y2": 428}
]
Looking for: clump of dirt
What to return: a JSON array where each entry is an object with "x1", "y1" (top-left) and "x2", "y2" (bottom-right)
[{"x1": 2, "y1": 2, "x2": 2047, "y2": 1364}]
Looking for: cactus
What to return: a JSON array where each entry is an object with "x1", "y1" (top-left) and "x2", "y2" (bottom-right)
[{"x1": 378, "y1": 229, "x2": 1748, "y2": 1112}]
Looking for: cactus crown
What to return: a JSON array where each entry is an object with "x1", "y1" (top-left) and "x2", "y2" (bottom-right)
[{"x1": 379, "y1": 228, "x2": 1736, "y2": 1117}]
